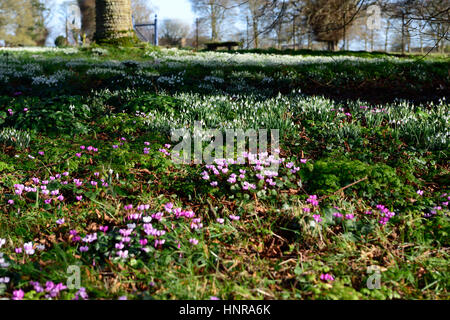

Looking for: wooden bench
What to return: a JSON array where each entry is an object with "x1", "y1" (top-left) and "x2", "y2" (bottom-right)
[{"x1": 205, "y1": 41, "x2": 240, "y2": 51}]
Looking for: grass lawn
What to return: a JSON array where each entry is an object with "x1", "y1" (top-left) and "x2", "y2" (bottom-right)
[{"x1": 0, "y1": 46, "x2": 448, "y2": 300}]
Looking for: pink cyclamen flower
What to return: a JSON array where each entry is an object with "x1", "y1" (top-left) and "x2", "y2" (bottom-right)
[
  {"x1": 313, "y1": 214, "x2": 322, "y2": 223},
  {"x1": 320, "y1": 273, "x2": 335, "y2": 282},
  {"x1": 12, "y1": 289, "x2": 25, "y2": 300},
  {"x1": 73, "y1": 287, "x2": 89, "y2": 300},
  {"x1": 117, "y1": 250, "x2": 129, "y2": 259},
  {"x1": 189, "y1": 238, "x2": 199, "y2": 245},
  {"x1": 416, "y1": 190, "x2": 424, "y2": 196},
  {"x1": 23, "y1": 242, "x2": 35, "y2": 255},
  {"x1": 164, "y1": 202, "x2": 173, "y2": 212},
  {"x1": 307, "y1": 195, "x2": 319, "y2": 206},
  {"x1": 333, "y1": 212, "x2": 343, "y2": 218}
]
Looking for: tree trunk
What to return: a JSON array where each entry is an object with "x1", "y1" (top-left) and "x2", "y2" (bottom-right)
[
  {"x1": 95, "y1": 0, "x2": 134, "y2": 42},
  {"x1": 370, "y1": 30, "x2": 374, "y2": 52},
  {"x1": 419, "y1": 32, "x2": 423, "y2": 54},
  {"x1": 78, "y1": 0, "x2": 96, "y2": 42},
  {"x1": 328, "y1": 41, "x2": 337, "y2": 51},
  {"x1": 342, "y1": 12, "x2": 346, "y2": 51},
  {"x1": 401, "y1": 13, "x2": 405, "y2": 54},
  {"x1": 307, "y1": 30, "x2": 312, "y2": 50},
  {"x1": 252, "y1": 16, "x2": 258, "y2": 49},
  {"x1": 384, "y1": 19, "x2": 390, "y2": 52},
  {"x1": 210, "y1": 3, "x2": 217, "y2": 41}
]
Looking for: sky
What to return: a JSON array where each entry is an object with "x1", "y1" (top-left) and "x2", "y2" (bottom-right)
[{"x1": 151, "y1": 0, "x2": 195, "y2": 24}]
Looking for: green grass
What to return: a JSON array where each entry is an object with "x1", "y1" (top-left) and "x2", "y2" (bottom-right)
[{"x1": 0, "y1": 47, "x2": 448, "y2": 300}]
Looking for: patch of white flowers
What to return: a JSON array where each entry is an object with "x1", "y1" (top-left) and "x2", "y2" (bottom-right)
[
  {"x1": 0, "y1": 47, "x2": 79, "y2": 54},
  {"x1": 32, "y1": 69, "x2": 75, "y2": 86},
  {"x1": 143, "y1": 48, "x2": 408, "y2": 68},
  {"x1": 157, "y1": 71, "x2": 185, "y2": 87},
  {"x1": 0, "y1": 128, "x2": 31, "y2": 149}
]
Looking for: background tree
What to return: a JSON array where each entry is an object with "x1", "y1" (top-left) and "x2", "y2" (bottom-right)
[
  {"x1": 94, "y1": 0, "x2": 135, "y2": 42},
  {"x1": 77, "y1": 0, "x2": 96, "y2": 43},
  {"x1": 60, "y1": 0, "x2": 82, "y2": 45},
  {"x1": 131, "y1": 0, "x2": 156, "y2": 42},
  {"x1": 0, "y1": 0, "x2": 49, "y2": 46},
  {"x1": 245, "y1": 0, "x2": 271, "y2": 48},
  {"x1": 159, "y1": 19, "x2": 191, "y2": 47},
  {"x1": 303, "y1": 0, "x2": 362, "y2": 51},
  {"x1": 131, "y1": 0, "x2": 156, "y2": 24},
  {"x1": 190, "y1": 0, "x2": 234, "y2": 41}
]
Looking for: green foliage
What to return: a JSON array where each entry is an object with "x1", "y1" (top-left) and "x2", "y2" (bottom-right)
[
  {"x1": 303, "y1": 158, "x2": 414, "y2": 205},
  {"x1": 0, "y1": 96, "x2": 104, "y2": 136},
  {"x1": 95, "y1": 35, "x2": 142, "y2": 47},
  {"x1": 0, "y1": 127, "x2": 31, "y2": 149},
  {"x1": 54, "y1": 36, "x2": 68, "y2": 48},
  {"x1": 0, "y1": 48, "x2": 447, "y2": 301}
]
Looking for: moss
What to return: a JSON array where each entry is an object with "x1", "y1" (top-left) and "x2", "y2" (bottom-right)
[{"x1": 95, "y1": 35, "x2": 142, "y2": 47}]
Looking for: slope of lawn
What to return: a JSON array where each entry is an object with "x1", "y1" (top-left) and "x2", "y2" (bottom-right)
[{"x1": 0, "y1": 47, "x2": 448, "y2": 300}]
